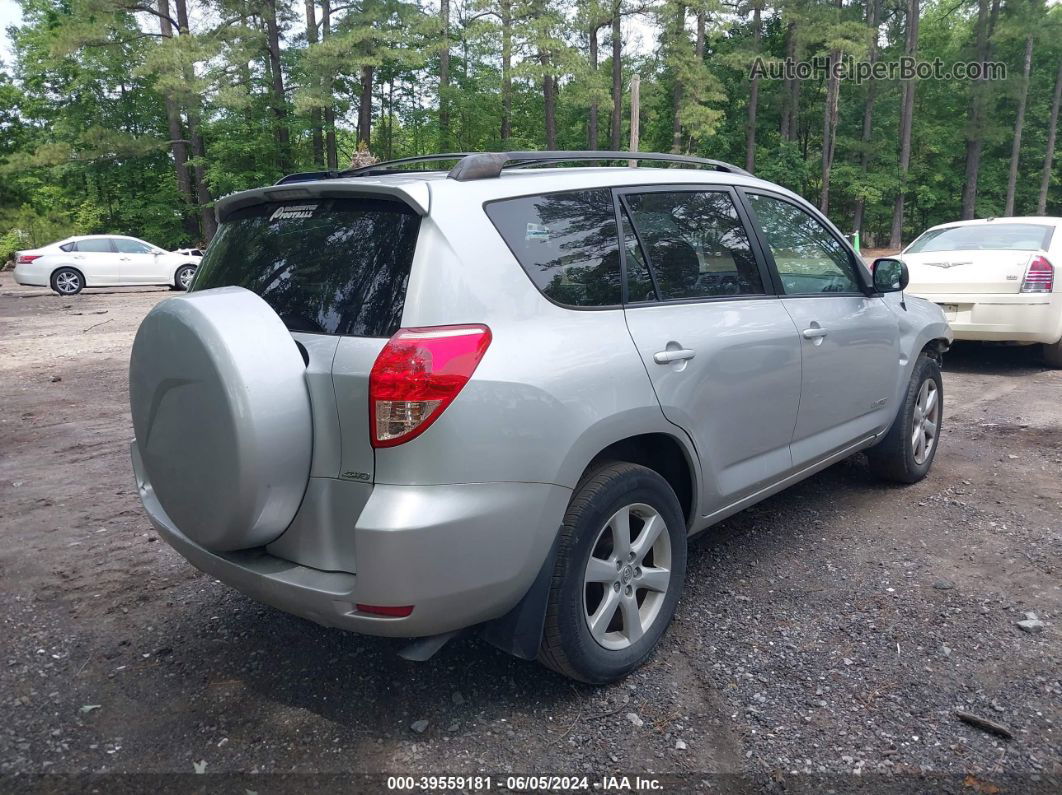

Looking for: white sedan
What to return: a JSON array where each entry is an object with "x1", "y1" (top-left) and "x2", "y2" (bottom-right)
[
  {"x1": 902, "y1": 217, "x2": 1061, "y2": 367},
  {"x1": 13, "y1": 235, "x2": 202, "y2": 296}
]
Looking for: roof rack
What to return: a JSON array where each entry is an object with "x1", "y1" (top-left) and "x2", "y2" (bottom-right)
[
  {"x1": 275, "y1": 153, "x2": 483, "y2": 185},
  {"x1": 448, "y1": 151, "x2": 752, "y2": 181},
  {"x1": 275, "y1": 150, "x2": 752, "y2": 186}
]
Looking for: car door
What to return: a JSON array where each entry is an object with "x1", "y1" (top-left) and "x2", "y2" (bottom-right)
[
  {"x1": 71, "y1": 238, "x2": 120, "y2": 285},
  {"x1": 114, "y1": 238, "x2": 164, "y2": 284},
  {"x1": 741, "y1": 190, "x2": 901, "y2": 469},
  {"x1": 618, "y1": 186, "x2": 803, "y2": 517}
]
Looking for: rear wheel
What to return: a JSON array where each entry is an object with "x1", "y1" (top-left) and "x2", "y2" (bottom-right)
[
  {"x1": 51, "y1": 267, "x2": 83, "y2": 296},
  {"x1": 538, "y1": 462, "x2": 686, "y2": 684},
  {"x1": 867, "y1": 354, "x2": 943, "y2": 483},
  {"x1": 1043, "y1": 338, "x2": 1062, "y2": 369}
]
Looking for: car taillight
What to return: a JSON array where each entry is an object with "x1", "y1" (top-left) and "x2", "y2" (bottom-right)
[
  {"x1": 369, "y1": 324, "x2": 492, "y2": 448},
  {"x1": 1021, "y1": 255, "x2": 1054, "y2": 293},
  {"x1": 356, "y1": 604, "x2": 414, "y2": 617},
  {"x1": 16, "y1": 254, "x2": 41, "y2": 264}
]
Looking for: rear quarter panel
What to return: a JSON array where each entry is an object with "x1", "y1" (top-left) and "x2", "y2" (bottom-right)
[{"x1": 376, "y1": 184, "x2": 700, "y2": 510}]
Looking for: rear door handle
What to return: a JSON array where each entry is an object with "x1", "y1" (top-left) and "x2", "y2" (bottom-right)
[
  {"x1": 653, "y1": 348, "x2": 696, "y2": 364},
  {"x1": 802, "y1": 327, "x2": 828, "y2": 339}
]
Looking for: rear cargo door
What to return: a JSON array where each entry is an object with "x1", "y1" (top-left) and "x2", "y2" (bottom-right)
[{"x1": 190, "y1": 196, "x2": 422, "y2": 484}]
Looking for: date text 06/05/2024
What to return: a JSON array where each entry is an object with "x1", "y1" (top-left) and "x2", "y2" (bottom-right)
[{"x1": 386, "y1": 775, "x2": 665, "y2": 791}]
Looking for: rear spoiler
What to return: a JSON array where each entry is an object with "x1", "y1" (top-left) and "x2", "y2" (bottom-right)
[{"x1": 215, "y1": 181, "x2": 430, "y2": 223}]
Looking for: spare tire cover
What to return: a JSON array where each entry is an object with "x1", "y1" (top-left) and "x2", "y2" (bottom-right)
[{"x1": 130, "y1": 286, "x2": 312, "y2": 552}]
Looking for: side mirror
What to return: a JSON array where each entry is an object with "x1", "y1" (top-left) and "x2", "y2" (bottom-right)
[{"x1": 872, "y1": 257, "x2": 909, "y2": 293}]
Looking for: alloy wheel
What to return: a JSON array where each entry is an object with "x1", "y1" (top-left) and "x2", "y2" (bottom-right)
[
  {"x1": 55, "y1": 272, "x2": 80, "y2": 294},
  {"x1": 178, "y1": 267, "x2": 194, "y2": 289},
  {"x1": 582, "y1": 503, "x2": 672, "y2": 650},
  {"x1": 911, "y1": 378, "x2": 939, "y2": 465}
]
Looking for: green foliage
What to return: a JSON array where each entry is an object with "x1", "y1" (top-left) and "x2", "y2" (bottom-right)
[{"x1": 0, "y1": 0, "x2": 1060, "y2": 252}]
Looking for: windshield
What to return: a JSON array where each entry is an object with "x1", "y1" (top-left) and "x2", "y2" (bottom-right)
[
  {"x1": 906, "y1": 223, "x2": 1053, "y2": 253},
  {"x1": 192, "y1": 198, "x2": 420, "y2": 337}
]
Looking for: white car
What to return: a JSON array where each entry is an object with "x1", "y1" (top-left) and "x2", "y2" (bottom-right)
[
  {"x1": 902, "y1": 216, "x2": 1061, "y2": 367},
  {"x1": 13, "y1": 235, "x2": 202, "y2": 296}
]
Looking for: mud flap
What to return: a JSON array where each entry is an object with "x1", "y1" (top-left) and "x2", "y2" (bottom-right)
[{"x1": 480, "y1": 534, "x2": 560, "y2": 661}]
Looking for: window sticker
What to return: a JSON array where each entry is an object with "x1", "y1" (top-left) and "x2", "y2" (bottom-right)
[
  {"x1": 526, "y1": 222, "x2": 550, "y2": 241},
  {"x1": 269, "y1": 204, "x2": 319, "y2": 222}
]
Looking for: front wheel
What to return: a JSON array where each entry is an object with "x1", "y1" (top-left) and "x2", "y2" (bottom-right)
[
  {"x1": 173, "y1": 265, "x2": 196, "y2": 291},
  {"x1": 866, "y1": 354, "x2": 943, "y2": 483},
  {"x1": 538, "y1": 462, "x2": 687, "y2": 684}
]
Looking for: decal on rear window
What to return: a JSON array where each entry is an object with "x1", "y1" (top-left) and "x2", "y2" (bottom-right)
[
  {"x1": 526, "y1": 223, "x2": 550, "y2": 241},
  {"x1": 269, "y1": 204, "x2": 319, "y2": 222}
]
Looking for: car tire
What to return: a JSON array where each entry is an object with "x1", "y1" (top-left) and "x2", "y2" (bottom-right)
[
  {"x1": 173, "y1": 265, "x2": 196, "y2": 291},
  {"x1": 50, "y1": 267, "x2": 84, "y2": 296},
  {"x1": 866, "y1": 354, "x2": 943, "y2": 484},
  {"x1": 538, "y1": 462, "x2": 687, "y2": 684},
  {"x1": 1043, "y1": 338, "x2": 1062, "y2": 369}
]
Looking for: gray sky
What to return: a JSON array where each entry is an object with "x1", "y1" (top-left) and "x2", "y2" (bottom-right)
[{"x1": 0, "y1": 0, "x2": 20, "y2": 67}]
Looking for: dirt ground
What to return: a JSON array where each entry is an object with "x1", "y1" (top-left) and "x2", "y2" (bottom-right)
[{"x1": 1, "y1": 282, "x2": 1059, "y2": 791}]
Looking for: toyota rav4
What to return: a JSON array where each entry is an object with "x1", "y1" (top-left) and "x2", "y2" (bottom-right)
[{"x1": 129, "y1": 151, "x2": 951, "y2": 683}]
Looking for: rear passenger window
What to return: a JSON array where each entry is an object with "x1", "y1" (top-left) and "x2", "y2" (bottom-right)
[
  {"x1": 623, "y1": 191, "x2": 764, "y2": 300},
  {"x1": 74, "y1": 239, "x2": 114, "y2": 253},
  {"x1": 485, "y1": 189, "x2": 621, "y2": 307}
]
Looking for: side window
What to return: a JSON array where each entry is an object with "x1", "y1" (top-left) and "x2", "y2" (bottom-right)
[
  {"x1": 620, "y1": 206, "x2": 656, "y2": 303},
  {"x1": 746, "y1": 193, "x2": 860, "y2": 295},
  {"x1": 114, "y1": 238, "x2": 154, "y2": 254},
  {"x1": 59, "y1": 242, "x2": 74, "y2": 252},
  {"x1": 73, "y1": 239, "x2": 114, "y2": 253},
  {"x1": 485, "y1": 189, "x2": 621, "y2": 307},
  {"x1": 623, "y1": 190, "x2": 764, "y2": 300}
]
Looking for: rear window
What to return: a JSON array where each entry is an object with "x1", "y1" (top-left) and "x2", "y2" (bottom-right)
[
  {"x1": 485, "y1": 189, "x2": 621, "y2": 307},
  {"x1": 193, "y1": 198, "x2": 420, "y2": 337},
  {"x1": 907, "y1": 223, "x2": 1054, "y2": 253}
]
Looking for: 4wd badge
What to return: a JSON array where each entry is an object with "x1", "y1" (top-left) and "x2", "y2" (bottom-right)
[{"x1": 269, "y1": 204, "x2": 318, "y2": 222}]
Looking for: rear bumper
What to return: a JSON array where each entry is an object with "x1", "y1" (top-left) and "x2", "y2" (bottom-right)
[
  {"x1": 13, "y1": 262, "x2": 48, "y2": 287},
  {"x1": 910, "y1": 291, "x2": 1062, "y2": 344},
  {"x1": 132, "y1": 441, "x2": 569, "y2": 637}
]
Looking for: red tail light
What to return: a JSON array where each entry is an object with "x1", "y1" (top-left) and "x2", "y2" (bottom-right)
[
  {"x1": 1021, "y1": 255, "x2": 1054, "y2": 293},
  {"x1": 369, "y1": 324, "x2": 492, "y2": 448},
  {"x1": 356, "y1": 604, "x2": 414, "y2": 617},
  {"x1": 16, "y1": 254, "x2": 41, "y2": 264}
]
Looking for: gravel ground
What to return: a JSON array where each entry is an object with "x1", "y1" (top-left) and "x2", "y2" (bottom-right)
[{"x1": 0, "y1": 282, "x2": 1059, "y2": 791}]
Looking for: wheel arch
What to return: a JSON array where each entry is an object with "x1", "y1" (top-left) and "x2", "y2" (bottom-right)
[
  {"x1": 920, "y1": 336, "x2": 950, "y2": 362},
  {"x1": 50, "y1": 264, "x2": 86, "y2": 289},
  {"x1": 481, "y1": 429, "x2": 698, "y2": 662},
  {"x1": 583, "y1": 433, "x2": 696, "y2": 529}
]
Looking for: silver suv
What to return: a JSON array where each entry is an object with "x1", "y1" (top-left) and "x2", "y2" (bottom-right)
[{"x1": 129, "y1": 152, "x2": 951, "y2": 683}]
